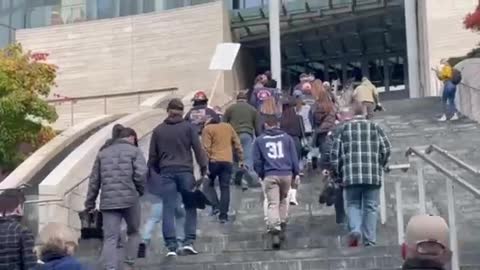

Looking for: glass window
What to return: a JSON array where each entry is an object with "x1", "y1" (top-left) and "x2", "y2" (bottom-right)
[
  {"x1": 244, "y1": 0, "x2": 263, "y2": 8},
  {"x1": 97, "y1": 0, "x2": 115, "y2": 19},
  {"x1": 119, "y1": 0, "x2": 137, "y2": 16}
]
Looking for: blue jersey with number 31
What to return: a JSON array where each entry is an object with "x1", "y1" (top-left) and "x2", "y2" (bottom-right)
[{"x1": 252, "y1": 128, "x2": 299, "y2": 179}]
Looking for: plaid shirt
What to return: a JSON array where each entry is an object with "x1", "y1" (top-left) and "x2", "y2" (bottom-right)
[
  {"x1": 330, "y1": 116, "x2": 391, "y2": 186},
  {"x1": 0, "y1": 217, "x2": 37, "y2": 270}
]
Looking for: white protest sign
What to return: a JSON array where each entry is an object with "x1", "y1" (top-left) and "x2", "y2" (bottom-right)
[{"x1": 209, "y1": 43, "x2": 241, "y2": 71}]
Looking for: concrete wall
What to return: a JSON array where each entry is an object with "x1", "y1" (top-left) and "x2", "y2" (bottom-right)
[
  {"x1": 420, "y1": 0, "x2": 479, "y2": 96},
  {"x1": 16, "y1": 1, "x2": 234, "y2": 107}
]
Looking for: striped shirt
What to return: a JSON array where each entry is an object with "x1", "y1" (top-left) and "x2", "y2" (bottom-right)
[{"x1": 330, "y1": 116, "x2": 391, "y2": 186}]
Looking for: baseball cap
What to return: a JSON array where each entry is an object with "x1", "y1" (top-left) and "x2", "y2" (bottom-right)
[
  {"x1": 167, "y1": 98, "x2": 184, "y2": 111},
  {"x1": 404, "y1": 215, "x2": 451, "y2": 262}
]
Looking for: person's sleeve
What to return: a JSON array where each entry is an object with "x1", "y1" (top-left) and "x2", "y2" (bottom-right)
[
  {"x1": 330, "y1": 131, "x2": 343, "y2": 177},
  {"x1": 191, "y1": 125, "x2": 208, "y2": 173},
  {"x1": 254, "y1": 110, "x2": 261, "y2": 136},
  {"x1": 223, "y1": 107, "x2": 231, "y2": 123},
  {"x1": 148, "y1": 130, "x2": 160, "y2": 174},
  {"x1": 289, "y1": 136, "x2": 300, "y2": 176},
  {"x1": 85, "y1": 156, "x2": 101, "y2": 210},
  {"x1": 377, "y1": 125, "x2": 392, "y2": 167},
  {"x1": 184, "y1": 110, "x2": 191, "y2": 121},
  {"x1": 252, "y1": 140, "x2": 265, "y2": 179},
  {"x1": 20, "y1": 227, "x2": 37, "y2": 270},
  {"x1": 201, "y1": 127, "x2": 212, "y2": 160},
  {"x1": 133, "y1": 149, "x2": 147, "y2": 196},
  {"x1": 249, "y1": 90, "x2": 257, "y2": 107},
  {"x1": 231, "y1": 126, "x2": 244, "y2": 162}
]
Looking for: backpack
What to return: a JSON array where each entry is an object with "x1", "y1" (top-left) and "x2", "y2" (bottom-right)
[{"x1": 451, "y1": 68, "x2": 462, "y2": 85}]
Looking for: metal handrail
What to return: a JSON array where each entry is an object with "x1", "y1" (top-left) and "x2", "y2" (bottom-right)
[
  {"x1": 407, "y1": 147, "x2": 480, "y2": 198},
  {"x1": 426, "y1": 144, "x2": 480, "y2": 176},
  {"x1": 46, "y1": 87, "x2": 177, "y2": 103}
]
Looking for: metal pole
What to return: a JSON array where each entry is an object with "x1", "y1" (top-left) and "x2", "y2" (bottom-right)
[
  {"x1": 269, "y1": 0, "x2": 282, "y2": 90},
  {"x1": 416, "y1": 159, "x2": 426, "y2": 214},
  {"x1": 395, "y1": 180, "x2": 404, "y2": 245},
  {"x1": 404, "y1": 0, "x2": 420, "y2": 98},
  {"x1": 446, "y1": 178, "x2": 460, "y2": 270},
  {"x1": 380, "y1": 182, "x2": 387, "y2": 224},
  {"x1": 70, "y1": 101, "x2": 74, "y2": 126}
]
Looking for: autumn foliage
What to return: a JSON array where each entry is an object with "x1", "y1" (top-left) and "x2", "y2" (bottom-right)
[
  {"x1": 0, "y1": 44, "x2": 58, "y2": 171},
  {"x1": 464, "y1": 3, "x2": 480, "y2": 31}
]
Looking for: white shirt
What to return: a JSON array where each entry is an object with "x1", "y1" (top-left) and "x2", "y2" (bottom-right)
[{"x1": 295, "y1": 105, "x2": 312, "y2": 133}]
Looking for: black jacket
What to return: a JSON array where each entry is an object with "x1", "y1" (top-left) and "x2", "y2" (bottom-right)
[
  {"x1": 148, "y1": 115, "x2": 208, "y2": 174},
  {"x1": 402, "y1": 258, "x2": 446, "y2": 270},
  {"x1": 280, "y1": 106, "x2": 304, "y2": 138}
]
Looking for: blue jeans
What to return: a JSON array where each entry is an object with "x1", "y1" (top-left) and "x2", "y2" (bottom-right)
[
  {"x1": 158, "y1": 172, "x2": 197, "y2": 251},
  {"x1": 141, "y1": 194, "x2": 185, "y2": 244},
  {"x1": 234, "y1": 133, "x2": 259, "y2": 186},
  {"x1": 442, "y1": 80, "x2": 457, "y2": 119},
  {"x1": 345, "y1": 185, "x2": 380, "y2": 246}
]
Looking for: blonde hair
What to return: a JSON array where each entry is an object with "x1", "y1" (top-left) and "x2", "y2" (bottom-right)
[{"x1": 38, "y1": 223, "x2": 78, "y2": 257}]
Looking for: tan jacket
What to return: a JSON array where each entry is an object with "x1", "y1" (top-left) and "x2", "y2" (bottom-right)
[
  {"x1": 202, "y1": 122, "x2": 243, "y2": 163},
  {"x1": 354, "y1": 79, "x2": 379, "y2": 103}
]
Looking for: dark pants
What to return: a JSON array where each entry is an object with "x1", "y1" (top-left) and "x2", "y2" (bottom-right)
[
  {"x1": 205, "y1": 162, "x2": 233, "y2": 218},
  {"x1": 102, "y1": 202, "x2": 141, "y2": 270},
  {"x1": 291, "y1": 135, "x2": 302, "y2": 161},
  {"x1": 158, "y1": 172, "x2": 197, "y2": 251},
  {"x1": 315, "y1": 132, "x2": 330, "y2": 170},
  {"x1": 442, "y1": 80, "x2": 457, "y2": 118},
  {"x1": 362, "y1": 101, "x2": 375, "y2": 119},
  {"x1": 335, "y1": 186, "x2": 345, "y2": 224}
]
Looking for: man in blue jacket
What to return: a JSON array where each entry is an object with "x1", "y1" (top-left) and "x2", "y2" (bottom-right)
[{"x1": 252, "y1": 115, "x2": 300, "y2": 249}]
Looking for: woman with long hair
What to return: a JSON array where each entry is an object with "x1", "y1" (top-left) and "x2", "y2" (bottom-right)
[{"x1": 311, "y1": 87, "x2": 336, "y2": 170}]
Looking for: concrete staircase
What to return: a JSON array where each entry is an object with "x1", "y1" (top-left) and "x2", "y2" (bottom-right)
[{"x1": 75, "y1": 97, "x2": 480, "y2": 269}]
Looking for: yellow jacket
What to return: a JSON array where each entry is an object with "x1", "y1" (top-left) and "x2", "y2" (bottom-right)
[
  {"x1": 438, "y1": 64, "x2": 453, "y2": 81},
  {"x1": 354, "y1": 79, "x2": 379, "y2": 103},
  {"x1": 201, "y1": 122, "x2": 243, "y2": 163}
]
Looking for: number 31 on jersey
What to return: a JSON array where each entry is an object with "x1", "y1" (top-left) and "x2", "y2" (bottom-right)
[{"x1": 266, "y1": 141, "x2": 284, "y2": 159}]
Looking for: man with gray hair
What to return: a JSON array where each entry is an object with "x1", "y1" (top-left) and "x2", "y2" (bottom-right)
[{"x1": 330, "y1": 101, "x2": 391, "y2": 247}]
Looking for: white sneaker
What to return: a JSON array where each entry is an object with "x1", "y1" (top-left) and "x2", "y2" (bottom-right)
[
  {"x1": 289, "y1": 189, "x2": 299, "y2": 206},
  {"x1": 450, "y1": 113, "x2": 459, "y2": 121},
  {"x1": 438, "y1": 115, "x2": 447, "y2": 122},
  {"x1": 166, "y1": 251, "x2": 177, "y2": 257},
  {"x1": 182, "y1": 245, "x2": 198, "y2": 255}
]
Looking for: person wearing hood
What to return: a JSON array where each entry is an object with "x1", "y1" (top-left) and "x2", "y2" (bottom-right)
[
  {"x1": 184, "y1": 91, "x2": 220, "y2": 134},
  {"x1": 148, "y1": 98, "x2": 208, "y2": 256},
  {"x1": 35, "y1": 223, "x2": 89, "y2": 270},
  {"x1": 201, "y1": 116, "x2": 243, "y2": 223},
  {"x1": 402, "y1": 215, "x2": 452, "y2": 270},
  {"x1": 0, "y1": 189, "x2": 37, "y2": 270},
  {"x1": 353, "y1": 77, "x2": 379, "y2": 119},
  {"x1": 84, "y1": 127, "x2": 147, "y2": 270},
  {"x1": 253, "y1": 115, "x2": 300, "y2": 249}
]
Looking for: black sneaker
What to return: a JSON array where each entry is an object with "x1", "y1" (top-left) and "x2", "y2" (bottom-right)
[
  {"x1": 211, "y1": 208, "x2": 220, "y2": 216},
  {"x1": 271, "y1": 231, "x2": 281, "y2": 249},
  {"x1": 219, "y1": 214, "x2": 228, "y2": 224},
  {"x1": 137, "y1": 242, "x2": 147, "y2": 258}
]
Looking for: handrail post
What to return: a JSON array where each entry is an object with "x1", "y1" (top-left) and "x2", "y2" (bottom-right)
[
  {"x1": 380, "y1": 182, "x2": 387, "y2": 224},
  {"x1": 103, "y1": 96, "x2": 107, "y2": 114},
  {"x1": 70, "y1": 100, "x2": 74, "y2": 126},
  {"x1": 415, "y1": 159, "x2": 426, "y2": 214},
  {"x1": 446, "y1": 178, "x2": 460, "y2": 270},
  {"x1": 395, "y1": 180, "x2": 404, "y2": 245}
]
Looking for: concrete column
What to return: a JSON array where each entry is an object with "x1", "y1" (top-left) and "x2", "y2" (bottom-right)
[
  {"x1": 269, "y1": 0, "x2": 282, "y2": 90},
  {"x1": 404, "y1": 0, "x2": 420, "y2": 98}
]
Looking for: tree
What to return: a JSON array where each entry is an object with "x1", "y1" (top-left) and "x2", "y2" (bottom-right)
[
  {"x1": 0, "y1": 44, "x2": 58, "y2": 171},
  {"x1": 464, "y1": 3, "x2": 480, "y2": 31}
]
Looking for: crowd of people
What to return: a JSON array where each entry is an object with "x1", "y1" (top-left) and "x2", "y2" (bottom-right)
[{"x1": 0, "y1": 71, "x2": 454, "y2": 270}]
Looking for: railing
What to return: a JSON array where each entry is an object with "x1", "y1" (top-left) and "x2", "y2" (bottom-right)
[
  {"x1": 384, "y1": 144, "x2": 480, "y2": 270},
  {"x1": 48, "y1": 87, "x2": 177, "y2": 127}
]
